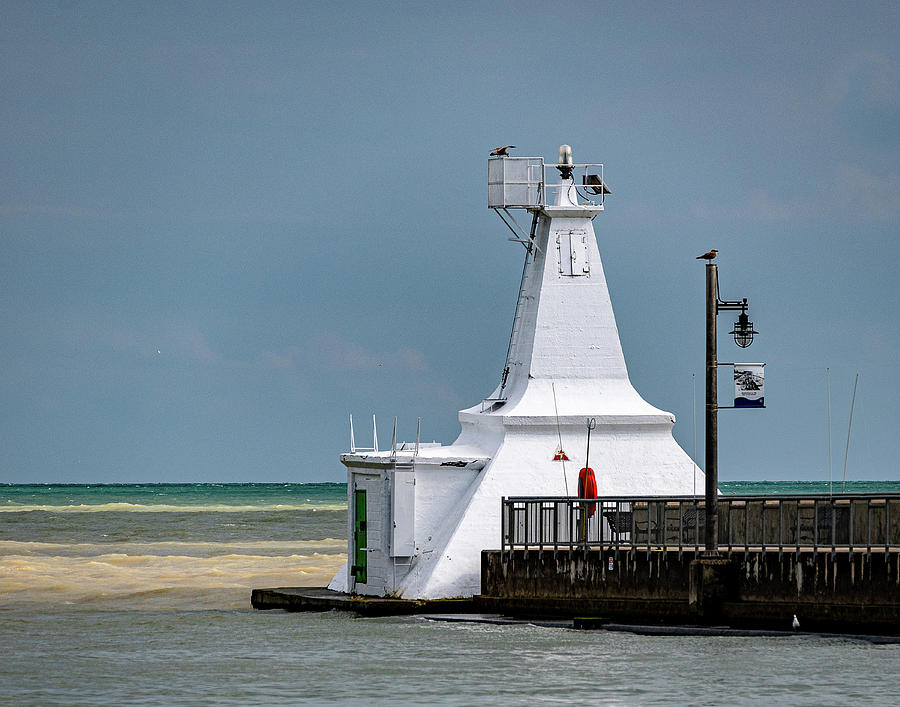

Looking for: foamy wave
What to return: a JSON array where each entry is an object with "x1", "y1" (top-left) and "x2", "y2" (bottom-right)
[
  {"x1": 1, "y1": 539, "x2": 346, "y2": 558},
  {"x1": 0, "y1": 502, "x2": 347, "y2": 513},
  {"x1": 0, "y1": 550, "x2": 348, "y2": 610}
]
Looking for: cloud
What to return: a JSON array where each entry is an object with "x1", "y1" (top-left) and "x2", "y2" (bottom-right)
[
  {"x1": 688, "y1": 189, "x2": 819, "y2": 224},
  {"x1": 164, "y1": 322, "x2": 219, "y2": 364},
  {"x1": 431, "y1": 382, "x2": 467, "y2": 408},
  {"x1": 0, "y1": 202, "x2": 110, "y2": 220},
  {"x1": 825, "y1": 50, "x2": 900, "y2": 110},
  {"x1": 312, "y1": 331, "x2": 381, "y2": 370},
  {"x1": 687, "y1": 168, "x2": 900, "y2": 226},
  {"x1": 823, "y1": 50, "x2": 900, "y2": 151},
  {"x1": 260, "y1": 331, "x2": 429, "y2": 374},
  {"x1": 259, "y1": 348, "x2": 300, "y2": 371},
  {"x1": 400, "y1": 348, "x2": 428, "y2": 371},
  {"x1": 833, "y1": 165, "x2": 900, "y2": 222},
  {"x1": 70, "y1": 317, "x2": 221, "y2": 364}
]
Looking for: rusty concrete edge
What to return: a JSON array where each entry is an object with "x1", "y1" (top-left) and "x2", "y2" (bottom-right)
[{"x1": 250, "y1": 587, "x2": 478, "y2": 616}]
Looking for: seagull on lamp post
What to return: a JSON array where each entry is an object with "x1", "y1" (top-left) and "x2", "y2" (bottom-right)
[{"x1": 696, "y1": 249, "x2": 718, "y2": 262}]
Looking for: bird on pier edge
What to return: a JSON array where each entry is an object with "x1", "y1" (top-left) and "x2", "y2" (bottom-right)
[{"x1": 696, "y1": 249, "x2": 718, "y2": 261}]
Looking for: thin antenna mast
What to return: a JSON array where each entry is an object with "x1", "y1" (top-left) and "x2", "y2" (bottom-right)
[
  {"x1": 390, "y1": 416, "x2": 397, "y2": 460},
  {"x1": 841, "y1": 372, "x2": 859, "y2": 493},
  {"x1": 349, "y1": 413, "x2": 356, "y2": 453},
  {"x1": 826, "y1": 368, "x2": 833, "y2": 497},
  {"x1": 372, "y1": 414, "x2": 378, "y2": 452},
  {"x1": 692, "y1": 373, "x2": 697, "y2": 497}
]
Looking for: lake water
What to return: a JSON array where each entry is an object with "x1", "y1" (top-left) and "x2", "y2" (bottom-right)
[{"x1": 3, "y1": 481, "x2": 899, "y2": 704}]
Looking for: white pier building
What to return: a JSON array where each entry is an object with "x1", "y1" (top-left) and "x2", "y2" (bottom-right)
[{"x1": 329, "y1": 146, "x2": 702, "y2": 599}]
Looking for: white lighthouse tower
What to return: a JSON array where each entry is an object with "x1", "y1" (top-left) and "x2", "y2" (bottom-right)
[{"x1": 329, "y1": 146, "x2": 702, "y2": 599}]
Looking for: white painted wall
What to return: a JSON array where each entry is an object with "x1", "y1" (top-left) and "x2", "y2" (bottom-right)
[{"x1": 330, "y1": 173, "x2": 704, "y2": 599}]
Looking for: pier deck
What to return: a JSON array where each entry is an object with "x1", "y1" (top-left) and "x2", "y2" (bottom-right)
[
  {"x1": 249, "y1": 587, "x2": 900, "y2": 641},
  {"x1": 250, "y1": 587, "x2": 476, "y2": 616}
]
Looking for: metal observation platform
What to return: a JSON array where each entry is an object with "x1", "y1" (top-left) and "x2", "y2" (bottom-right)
[
  {"x1": 487, "y1": 155, "x2": 607, "y2": 210},
  {"x1": 502, "y1": 493, "x2": 900, "y2": 560}
]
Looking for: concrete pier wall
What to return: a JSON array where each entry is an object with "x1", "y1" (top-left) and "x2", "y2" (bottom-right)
[{"x1": 481, "y1": 548, "x2": 900, "y2": 632}]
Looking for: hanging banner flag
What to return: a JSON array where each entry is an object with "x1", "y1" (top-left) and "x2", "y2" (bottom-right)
[{"x1": 734, "y1": 363, "x2": 765, "y2": 408}]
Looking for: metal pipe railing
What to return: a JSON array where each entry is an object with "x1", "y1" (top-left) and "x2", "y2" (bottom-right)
[{"x1": 501, "y1": 494, "x2": 900, "y2": 558}]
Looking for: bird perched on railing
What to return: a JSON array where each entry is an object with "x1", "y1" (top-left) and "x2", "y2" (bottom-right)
[
  {"x1": 490, "y1": 145, "x2": 515, "y2": 157},
  {"x1": 696, "y1": 249, "x2": 718, "y2": 261}
]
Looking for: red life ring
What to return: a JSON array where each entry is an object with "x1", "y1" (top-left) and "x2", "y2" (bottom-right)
[{"x1": 578, "y1": 467, "x2": 598, "y2": 516}]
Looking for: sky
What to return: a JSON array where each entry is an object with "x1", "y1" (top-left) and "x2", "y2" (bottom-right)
[{"x1": 2, "y1": 1, "x2": 899, "y2": 483}]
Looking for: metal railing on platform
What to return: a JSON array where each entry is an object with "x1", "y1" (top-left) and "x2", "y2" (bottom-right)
[
  {"x1": 487, "y1": 157, "x2": 607, "y2": 209},
  {"x1": 501, "y1": 494, "x2": 900, "y2": 561}
]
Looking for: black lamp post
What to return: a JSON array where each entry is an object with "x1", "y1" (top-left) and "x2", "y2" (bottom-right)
[{"x1": 704, "y1": 261, "x2": 757, "y2": 555}]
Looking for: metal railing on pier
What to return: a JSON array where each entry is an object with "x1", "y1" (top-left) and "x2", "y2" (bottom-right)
[{"x1": 501, "y1": 494, "x2": 900, "y2": 561}]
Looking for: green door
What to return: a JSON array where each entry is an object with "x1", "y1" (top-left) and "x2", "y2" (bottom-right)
[{"x1": 352, "y1": 490, "x2": 367, "y2": 584}]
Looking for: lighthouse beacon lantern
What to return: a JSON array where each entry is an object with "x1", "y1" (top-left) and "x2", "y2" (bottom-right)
[{"x1": 329, "y1": 145, "x2": 702, "y2": 599}]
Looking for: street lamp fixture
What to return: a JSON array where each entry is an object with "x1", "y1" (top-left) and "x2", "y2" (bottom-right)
[{"x1": 729, "y1": 303, "x2": 757, "y2": 348}]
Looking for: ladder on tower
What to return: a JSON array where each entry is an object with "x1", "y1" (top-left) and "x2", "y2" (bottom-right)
[{"x1": 499, "y1": 212, "x2": 539, "y2": 397}]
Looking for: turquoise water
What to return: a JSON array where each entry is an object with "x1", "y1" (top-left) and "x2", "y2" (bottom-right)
[
  {"x1": 1, "y1": 481, "x2": 347, "y2": 513},
  {"x1": 720, "y1": 480, "x2": 900, "y2": 495},
  {"x1": 3, "y1": 481, "x2": 899, "y2": 704}
]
